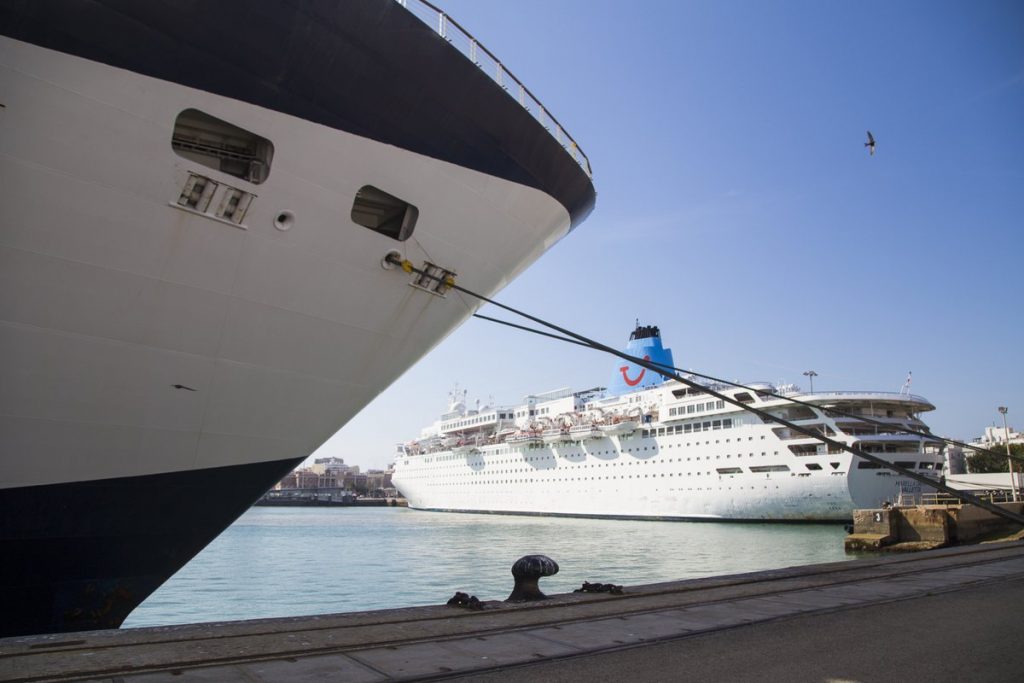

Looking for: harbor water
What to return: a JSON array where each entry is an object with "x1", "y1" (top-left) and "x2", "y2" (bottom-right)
[{"x1": 123, "y1": 507, "x2": 849, "y2": 629}]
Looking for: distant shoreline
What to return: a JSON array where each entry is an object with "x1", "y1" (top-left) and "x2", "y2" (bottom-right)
[{"x1": 254, "y1": 496, "x2": 407, "y2": 508}]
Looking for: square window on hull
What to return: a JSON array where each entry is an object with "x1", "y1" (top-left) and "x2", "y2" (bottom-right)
[
  {"x1": 351, "y1": 185, "x2": 418, "y2": 241},
  {"x1": 172, "y1": 109, "x2": 273, "y2": 184}
]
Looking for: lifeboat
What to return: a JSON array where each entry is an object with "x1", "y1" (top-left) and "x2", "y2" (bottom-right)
[
  {"x1": 541, "y1": 427, "x2": 571, "y2": 444},
  {"x1": 597, "y1": 419, "x2": 639, "y2": 436},
  {"x1": 507, "y1": 431, "x2": 541, "y2": 447},
  {"x1": 568, "y1": 424, "x2": 601, "y2": 441}
]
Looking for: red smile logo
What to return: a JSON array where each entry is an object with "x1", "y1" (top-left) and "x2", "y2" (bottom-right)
[{"x1": 620, "y1": 355, "x2": 651, "y2": 386}]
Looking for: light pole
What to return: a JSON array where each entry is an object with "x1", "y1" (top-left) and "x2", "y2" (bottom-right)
[
  {"x1": 803, "y1": 370, "x2": 818, "y2": 393},
  {"x1": 998, "y1": 406, "x2": 1018, "y2": 502}
]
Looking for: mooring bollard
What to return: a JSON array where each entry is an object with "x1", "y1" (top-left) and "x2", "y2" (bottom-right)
[{"x1": 507, "y1": 555, "x2": 559, "y2": 602}]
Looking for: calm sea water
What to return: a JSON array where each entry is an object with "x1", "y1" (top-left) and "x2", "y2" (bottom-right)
[{"x1": 122, "y1": 507, "x2": 849, "y2": 629}]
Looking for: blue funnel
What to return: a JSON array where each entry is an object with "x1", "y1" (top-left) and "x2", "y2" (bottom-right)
[{"x1": 607, "y1": 323, "x2": 675, "y2": 395}]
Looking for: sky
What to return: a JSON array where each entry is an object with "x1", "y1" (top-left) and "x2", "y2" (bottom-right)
[{"x1": 311, "y1": 0, "x2": 1024, "y2": 471}]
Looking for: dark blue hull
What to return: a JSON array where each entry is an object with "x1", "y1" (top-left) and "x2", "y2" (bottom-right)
[{"x1": 0, "y1": 457, "x2": 304, "y2": 637}]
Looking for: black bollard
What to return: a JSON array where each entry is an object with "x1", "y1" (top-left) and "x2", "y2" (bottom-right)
[{"x1": 506, "y1": 555, "x2": 559, "y2": 602}]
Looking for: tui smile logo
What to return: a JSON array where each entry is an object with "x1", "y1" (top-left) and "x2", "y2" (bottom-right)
[{"x1": 619, "y1": 355, "x2": 651, "y2": 386}]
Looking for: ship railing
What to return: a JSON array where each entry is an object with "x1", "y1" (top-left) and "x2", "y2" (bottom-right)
[
  {"x1": 920, "y1": 491, "x2": 1015, "y2": 506},
  {"x1": 395, "y1": 0, "x2": 593, "y2": 179},
  {"x1": 847, "y1": 431, "x2": 933, "y2": 440},
  {"x1": 803, "y1": 390, "x2": 932, "y2": 404},
  {"x1": 894, "y1": 491, "x2": 920, "y2": 507}
]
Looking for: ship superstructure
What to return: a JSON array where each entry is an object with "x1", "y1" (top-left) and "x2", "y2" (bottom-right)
[
  {"x1": 393, "y1": 324, "x2": 944, "y2": 520},
  {"x1": 0, "y1": 0, "x2": 595, "y2": 636}
]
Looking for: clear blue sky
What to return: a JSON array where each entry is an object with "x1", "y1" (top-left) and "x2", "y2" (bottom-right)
[{"x1": 313, "y1": 0, "x2": 1024, "y2": 470}]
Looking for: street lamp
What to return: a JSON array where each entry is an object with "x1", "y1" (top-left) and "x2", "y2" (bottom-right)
[
  {"x1": 803, "y1": 370, "x2": 818, "y2": 393},
  {"x1": 998, "y1": 406, "x2": 1018, "y2": 502}
]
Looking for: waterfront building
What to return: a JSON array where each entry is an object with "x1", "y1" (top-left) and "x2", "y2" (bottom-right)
[
  {"x1": 310, "y1": 457, "x2": 359, "y2": 476},
  {"x1": 970, "y1": 424, "x2": 1023, "y2": 448}
]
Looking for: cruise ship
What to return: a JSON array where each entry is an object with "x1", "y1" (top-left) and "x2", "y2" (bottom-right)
[
  {"x1": 393, "y1": 324, "x2": 945, "y2": 521},
  {"x1": 0, "y1": 0, "x2": 595, "y2": 636}
]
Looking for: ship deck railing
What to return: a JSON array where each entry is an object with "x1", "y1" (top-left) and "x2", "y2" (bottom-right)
[
  {"x1": 801, "y1": 390, "x2": 933, "y2": 404},
  {"x1": 396, "y1": 0, "x2": 592, "y2": 178}
]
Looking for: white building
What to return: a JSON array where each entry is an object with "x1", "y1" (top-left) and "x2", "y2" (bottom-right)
[
  {"x1": 971, "y1": 424, "x2": 1023, "y2": 448},
  {"x1": 310, "y1": 457, "x2": 359, "y2": 476}
]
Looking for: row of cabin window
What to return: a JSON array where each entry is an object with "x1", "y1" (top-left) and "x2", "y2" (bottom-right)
[
  {"x1": 643, "y1": 418, "x2": 734, "y2": 438},
  {"x1": 667, "y1": 400, "x2": 726, "y2": 417},
  {"x1": 857, "y1": 461, "x2": 941, "y2": 470},
  {"x1": 410, "y1": 464, "x2": 796, "y2": 479},
  {"x1": 445, "y1": 413, "x2": 501, "y2": 430}
]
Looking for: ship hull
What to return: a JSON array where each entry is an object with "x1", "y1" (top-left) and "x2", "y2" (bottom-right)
[
  {"x1": 1, "y1": 0, "x2": 594, "y2": 636},
  {"x1": 394, "y1": 436, "x2": 938, "y2": 522},
  {"x1": 1, "y1": 457, "x2": 303, "y2": 637}
]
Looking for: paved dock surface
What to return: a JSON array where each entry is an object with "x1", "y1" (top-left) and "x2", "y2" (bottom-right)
[{"x1": 4, "y1": 542, "x2": 1023, "y2": 682}]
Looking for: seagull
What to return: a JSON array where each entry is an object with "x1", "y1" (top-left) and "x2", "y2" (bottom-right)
[{"x1": 865, "y1": 130, "x2": 876, "y2": 156}]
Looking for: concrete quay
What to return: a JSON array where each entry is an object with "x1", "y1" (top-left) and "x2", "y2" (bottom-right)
[
  {"x1": 4, "y1": 541, "x2": 1024, "y2": 682},
  {"x1": 846, "y1": 501, "x2": 1024, "y2": 551}
]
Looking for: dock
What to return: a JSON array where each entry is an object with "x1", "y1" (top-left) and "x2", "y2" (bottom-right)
[{"x1": 4, "y1": 541, "x2": 1024, "y2": 682}]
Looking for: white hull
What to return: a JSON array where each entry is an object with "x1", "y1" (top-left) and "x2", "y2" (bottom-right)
[
  {"x1": 395, "y1": 346, "x2": 945, "y2": 522},
  {"x1": 395, "y1": 433, "x2": 938, "y2": 521},
  {"x1": 0, "y1": 38, "x2": 571, "y2": 490}
]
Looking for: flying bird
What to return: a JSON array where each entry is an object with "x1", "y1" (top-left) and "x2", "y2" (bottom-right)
[
  {"x1": 865, "y1": 130, "x2": 876, "y2": 156},
  {"x1": 172, "y1": 384, "x2": 197, "y2": 391}
]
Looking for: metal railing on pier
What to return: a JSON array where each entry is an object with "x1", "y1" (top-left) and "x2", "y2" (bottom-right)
[
  {"x1": 395, "y1": 0, "x2": 593, "y2": 178},
  {"x1": 920, "y1": 491, "x2": 1016, "y2": 506}
]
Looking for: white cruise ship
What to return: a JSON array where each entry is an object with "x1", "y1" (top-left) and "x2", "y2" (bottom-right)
[
  {"x1": 393, "y1": 324, "x2": 945, "y2": 521},
  {"x1": 0, "y1": 0, "x2": 595, "y2": 636}
]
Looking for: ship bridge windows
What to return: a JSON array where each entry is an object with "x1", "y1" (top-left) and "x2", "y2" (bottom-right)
[
  {"x1": 351, "y1": 185, "x2": 418, "y2": 241},
  {"x1": 172, "y1": 109, "x2": 273, "y2": 184}
]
